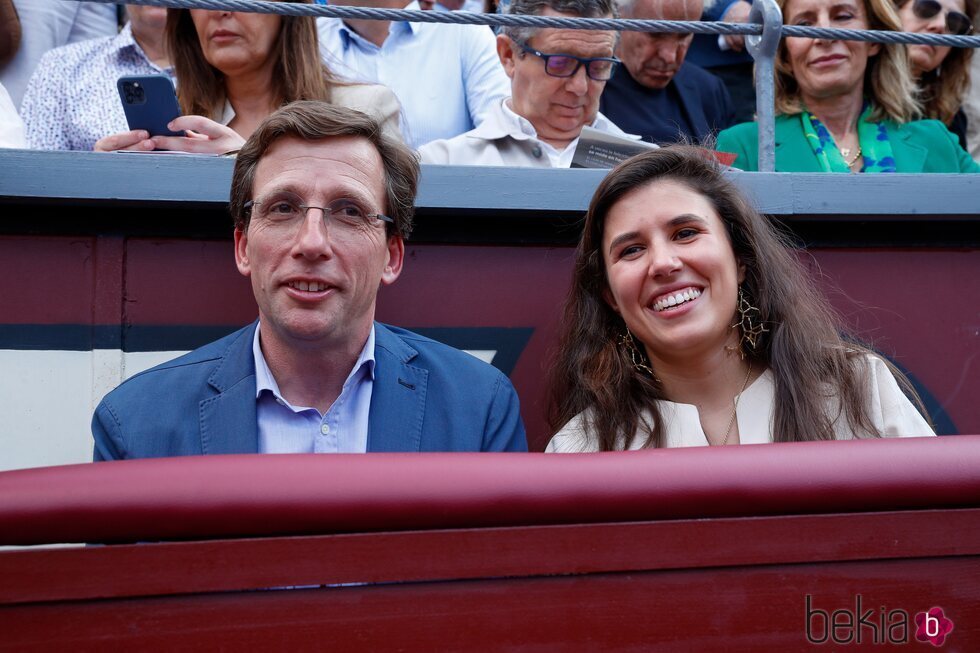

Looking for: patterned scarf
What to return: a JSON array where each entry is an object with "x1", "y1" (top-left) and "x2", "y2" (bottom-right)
[{"x1": 802, "y1": 104, "x2": 897, "y2": 173}]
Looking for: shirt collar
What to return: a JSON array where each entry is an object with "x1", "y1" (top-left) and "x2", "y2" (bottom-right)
[
  {"x1": 252, "y1": 322, "x2": 377, "y2": 402},
  {"x1": 113, "y1": 22, "x2": 138, "y2": 50},
  {"x1": 472, "y1": 97, "x2": 638, "y2": 142},
  {"x1": 338, "y1": 0, "x2": 420, "y2": 47},
  {"x1": 114, "y1": 22, "x2": 173, "y2": 77}
]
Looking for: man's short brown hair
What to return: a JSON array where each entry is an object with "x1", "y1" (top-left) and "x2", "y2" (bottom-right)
[{"x1": 230, "y1": 101, "x2": 420, "y2": 239}]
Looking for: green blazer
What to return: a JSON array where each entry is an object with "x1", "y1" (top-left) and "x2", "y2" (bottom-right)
[{"x1": 716, "y1": 113, "x2": 980, "y2": 173}]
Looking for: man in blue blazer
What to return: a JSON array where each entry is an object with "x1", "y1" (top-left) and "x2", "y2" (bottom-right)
[
  {"x1": 93, "y1": 102, "x2": 527, "y2": 459},
  {"x1": 599, "y1": 0, "x2": 735, "y2": 145}
]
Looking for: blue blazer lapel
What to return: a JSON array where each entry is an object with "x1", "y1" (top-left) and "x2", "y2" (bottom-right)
[
  {"x1": 367, "y1": 323, "x2": 427, "y2": 452},
  {"x1": 199, "y1": 322, "x2": 260, "y2": 454}
]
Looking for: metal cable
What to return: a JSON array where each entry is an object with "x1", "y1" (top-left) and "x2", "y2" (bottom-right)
[{"x1": 101, "y1": 0, "x2": 980, "y2": 48}]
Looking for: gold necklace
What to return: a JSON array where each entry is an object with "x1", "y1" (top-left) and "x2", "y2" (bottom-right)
[
  {"x1": 842, "y1": 146, "x2": 863, "y2": 168},
  {"x1": 712, "y1": 362, "x2": 753, "y2": 447}
]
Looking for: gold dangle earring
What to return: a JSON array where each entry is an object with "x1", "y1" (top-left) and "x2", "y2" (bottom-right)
[
  {"x1": 728, "y1": 287, "x2": 768, "y2": 359},
  {"x1": 618, "y1": 327, "x2": 658, "y2": 380}
]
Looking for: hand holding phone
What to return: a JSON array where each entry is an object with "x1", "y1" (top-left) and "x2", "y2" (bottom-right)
[{"x1": 117, "y1": 75, "x2": 182, "y2": 137}]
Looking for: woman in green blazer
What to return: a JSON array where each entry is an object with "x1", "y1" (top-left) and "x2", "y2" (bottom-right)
[{"x1": 716, "y1": 0, "x2": 979, "y2": 173}]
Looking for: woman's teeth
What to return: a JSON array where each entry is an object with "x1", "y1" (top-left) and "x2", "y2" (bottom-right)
[{"x1": 652, "y1": 288, "x2": 701, "y2": 312}]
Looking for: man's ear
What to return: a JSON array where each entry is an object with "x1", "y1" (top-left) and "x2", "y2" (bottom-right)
[
  {"x1": 234, "y1": 228, "x2": 250, "y2": 277},
  {"x1": 381, "y1": 235, "x2": 405, "y2": 286},
  {"x1": 496, "y1": 34, "x2": 518, "y2": 78}
]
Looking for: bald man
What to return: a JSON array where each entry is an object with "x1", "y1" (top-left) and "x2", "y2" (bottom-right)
[{"x1": 599, "y1": 0, "x2": 735, "y2": 145}]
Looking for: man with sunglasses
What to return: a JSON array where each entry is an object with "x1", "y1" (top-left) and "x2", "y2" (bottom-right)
[
  {"x1": 419, "y1": 0, "x2": 639, "y2": 167},
  {"x1": 92, "y1": 102, "x2": 527, "y2": 460}
]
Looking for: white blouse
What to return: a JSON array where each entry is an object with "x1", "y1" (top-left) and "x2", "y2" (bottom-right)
[{"x1": 546, "y1": 356, "x2": 936, "y2": 452}]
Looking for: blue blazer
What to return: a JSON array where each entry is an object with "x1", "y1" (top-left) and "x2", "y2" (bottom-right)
[
  {"x1": 687, "y1": 0, "x2": 754, "y2": 70},
  {"x1": 93, "y1": 322, "x2": 528, "y2": 459}
]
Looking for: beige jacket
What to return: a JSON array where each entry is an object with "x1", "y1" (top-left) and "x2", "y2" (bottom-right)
[
  {"x1": 547, "y1": 356, "x2": 936, "y2": 452},
  {"x1": 218, "y1": 83, "x2": 403, "y2": 143},
  {"x1": 419, "y1": 97, "x2": 635, "y2": 167},
  {"x1": 332, "y1": 82, "x2": 403, "y2": 142}
]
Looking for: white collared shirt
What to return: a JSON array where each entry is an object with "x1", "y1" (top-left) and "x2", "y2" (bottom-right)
[
  {"x1": 498, "y1": 99, "x2": 634, "y2": 168},
  {"x1": 546, "y1": 356, "x2": 937, "y2": 452},
  {"x1": 317, "y1": 1, "x2": 509, "y2": 149},
  {"x1": 253, "y1": 323, "x2": 376, "y2": 454},
  {"x1": 419, "y1": 96, "x2": 642, "y2": 167},
  {"x1": 0, "y1": 82, "x2": 25, "y2": 148}
]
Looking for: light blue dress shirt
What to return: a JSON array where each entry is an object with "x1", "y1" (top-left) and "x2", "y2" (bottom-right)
[
  {"x1": 317, "y1": 1, "x2": 510, "y2": 149},
  {"x1": 253, "y1": 323, "x2": 376, "y2": 454}
]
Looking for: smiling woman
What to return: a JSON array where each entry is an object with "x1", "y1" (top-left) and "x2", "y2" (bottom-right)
[
  {"x1": 716, "y1": 0, "x2": 979, "y2": 172},
  {"x1": 546, "y1": 147, "x2": 936, "y2": 451}
]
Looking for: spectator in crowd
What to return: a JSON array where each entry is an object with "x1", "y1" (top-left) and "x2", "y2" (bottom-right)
[
  {"x1": 318, "y1": 0, "x2": 510, "y2": 149},
  {"x1": 21, "y1": 5, "x2": 170, "y2": 151},
  {"x1": 687, "y1": 0, "x2": 757, "y2": 124},
  {"x1": 419, "y1": 0, "x2": 637, "y2": 167},
  {"x1": 599, "y1": 0, "x2": 735, "y2": 145},
  {"x1": 93, "y1": 101, "x2": 527, "y2": 459},
  {"x1": 97, "y1": 2, "x2": 401, "y2": 154},
  {"x1": 896, "y1": 0, "x2": 977, "y2": 149},
  {"x1": 965, "y1": 53, "x2": 980, "y2": 159},
  {"x1": 716, "y1": 0, "x2": 980, "y2": 172},
  {"x1": 0, "y1": 0, "x2": 117, "y2": 108},
  {"x1": 0, "y1": 80, "x2": 24, "y2": 147},
  {"x1": 0, "y1": 0, "x2": 21, "y2": 67},
  {"x1": 546, "y1": 147, "x2": 935, "y2": 452}
]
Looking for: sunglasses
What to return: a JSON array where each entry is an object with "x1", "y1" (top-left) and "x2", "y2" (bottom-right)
[{"x1": 911, "y1": 0, "x2": 974, "y2": 35}]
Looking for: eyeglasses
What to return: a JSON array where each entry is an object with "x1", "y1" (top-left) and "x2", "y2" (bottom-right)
[
  {"x1": 243, "y1": 195, "x2": 393, "y2": 233},
  {"x1": 514, "y1": 40, "x2": 620, "y2": 81},
  {"x1": 911, "y1": 0, "x2": 974, "y2": 35}
]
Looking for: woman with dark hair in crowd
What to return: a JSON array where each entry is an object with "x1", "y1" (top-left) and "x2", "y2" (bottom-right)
[
  {"x1": 896, "y1": 0, "x2": 978, "y2": 149},
  {"x1": 96, "y1": 0, "x2": 400, "y2": 153},
  {"x1": 546, "y1": 147, "x2": 934, "y2": 452},
  {"x1": 716, "y1": 0, "x2": 978, "y2": 172}
]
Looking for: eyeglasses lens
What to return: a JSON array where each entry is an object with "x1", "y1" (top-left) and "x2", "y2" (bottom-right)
[
  {"x1": 587, "y1": 60, "x2": 615, "y2": 80},
  {"x1": 545, "y1": 56, "x2": 579, "y2": 76}
]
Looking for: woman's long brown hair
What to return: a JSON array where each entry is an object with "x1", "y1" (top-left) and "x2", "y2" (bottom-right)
[
  {"x1": 166, "y1": 1, "x2": 341, "y2": 120},
  {"x1": 548, "y1": 147, "x2": 926, "y2": 449},
  {"x1": 898, "y1": 0, "x2": 979, "y2": 127}
]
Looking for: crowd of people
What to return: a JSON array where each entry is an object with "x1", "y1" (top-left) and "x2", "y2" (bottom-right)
[
  {"x1": 0, "y1": 0, "x2": 960, "y2": 454},
  {"x1": 0, "y1": 0, "x2": 978, "y2": 170}
]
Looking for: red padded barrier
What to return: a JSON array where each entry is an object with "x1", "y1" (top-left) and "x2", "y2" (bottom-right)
[{"x1": 1, "y1": 435, "x2": 979, "y2": 546}]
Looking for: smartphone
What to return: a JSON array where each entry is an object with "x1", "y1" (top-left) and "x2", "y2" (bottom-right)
[{"x1": 117, "y1": 75, "x2": 182, "y2": 137}]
